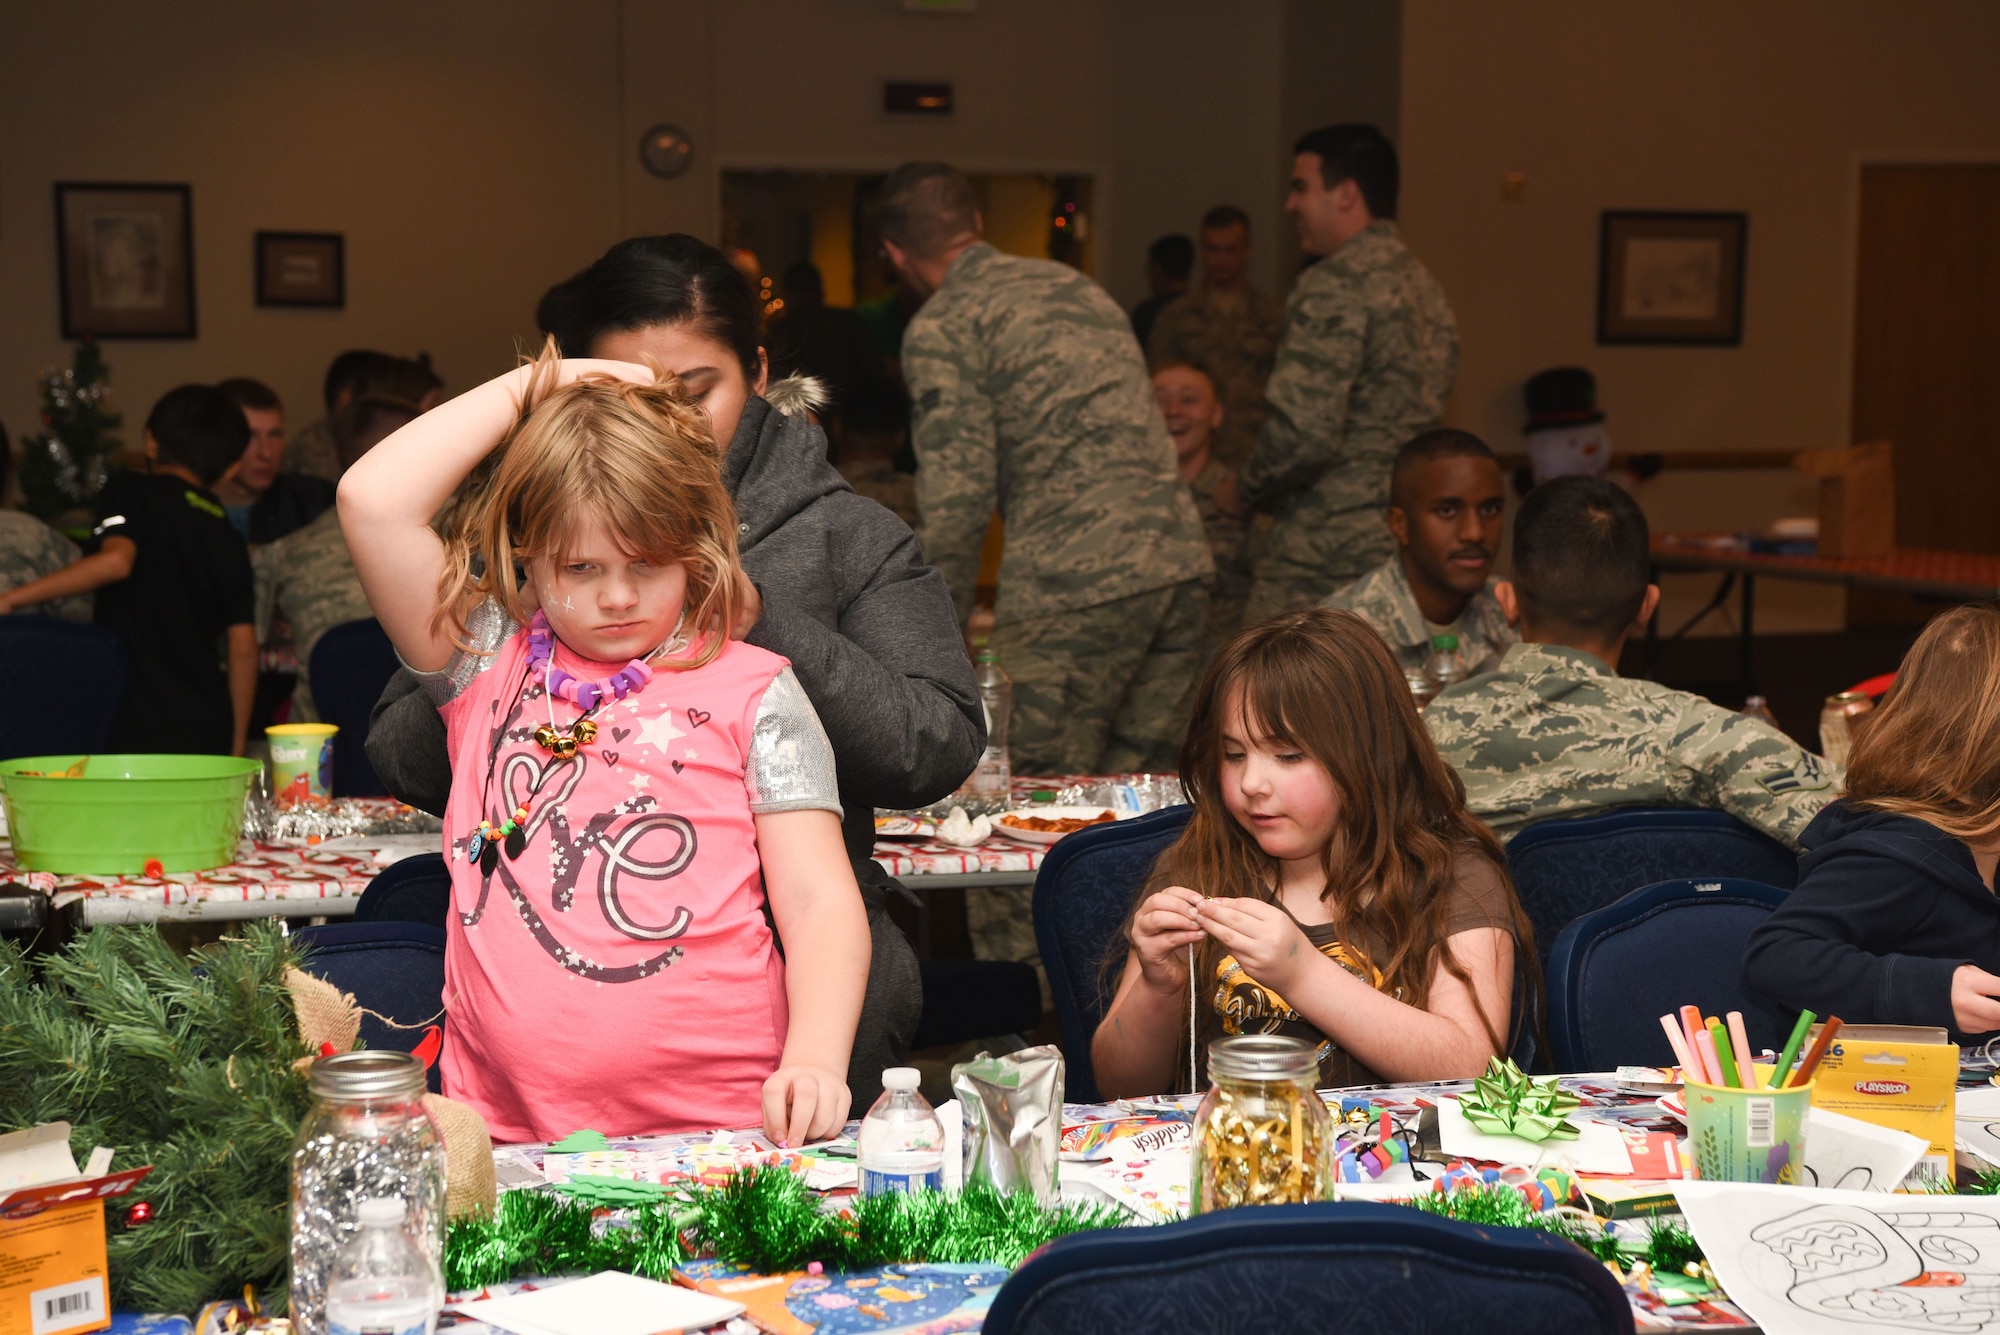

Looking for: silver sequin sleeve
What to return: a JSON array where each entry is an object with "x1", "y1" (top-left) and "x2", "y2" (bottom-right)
[
  {"x1": 745, "y1": 666, "x2": 844, "y2": 817},
  {"x1": 401, "y1": 597, "x2": 519, "y2": 708}
]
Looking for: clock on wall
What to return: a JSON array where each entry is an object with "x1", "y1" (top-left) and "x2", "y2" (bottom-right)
[{"x1": 639, "y1": 123, "x2": 695, "y2": 179}]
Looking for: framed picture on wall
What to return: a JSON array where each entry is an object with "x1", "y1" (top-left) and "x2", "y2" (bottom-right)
[
  {"x1": 255, "y1": 231, "x2": 344, "y2": 308},
  {"x1": 54, "y1": 182, "x2": 196, "y2": 339},
  {"x1": 1596, "y1": 210, "x2": 1747, "y2": 345}
]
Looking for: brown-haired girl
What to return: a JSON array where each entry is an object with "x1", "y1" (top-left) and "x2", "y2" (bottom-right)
[
  {"x1": 1091, "y1": 608, "x2": 1535, "y2": 1096},
  {"x1": 1745, "y1": 603, "x2": 2000, "y2": 1039},
  {"x1": 339, "y1": 345, "x2": 867, "y2": 1146}
]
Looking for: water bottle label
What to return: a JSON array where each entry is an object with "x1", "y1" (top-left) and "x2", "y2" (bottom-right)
[
  {"x1": 861, "y1": 1166, "x2": 943, "y2": 1196},
  {"x1": 329, "y1": 1318, "x2": 429, "y2": 1335}
]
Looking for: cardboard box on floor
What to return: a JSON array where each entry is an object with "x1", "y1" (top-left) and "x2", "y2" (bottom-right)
[
  {"x1": 0, "y1": 1124, "x2": 151, "y2": 1335},
  {"x1": 1806, "y1": 1024, "x2": 1957, "y2": 1184}
]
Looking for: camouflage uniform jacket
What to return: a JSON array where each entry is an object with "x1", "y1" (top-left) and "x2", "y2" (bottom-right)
[
  {"x1": 0, "y1": 510, "x2": 90, "y2": 621},
  {"x1": 282, "y1": 416, "x2": 340, "y2": 483},
  {"x1": 1424, "y1": 642, "x2": 1840, "y2": 849},
  {"x1": 1146, "y1": 283, "x2": 1285, "y2": 468},
  {"x1": 1186, "y1": 455, "x2": 1253, "y2": 639},
  {"x1": 255, "y1": 508, "x2": 373, "y2": 721},
  {"x1": 1324, "y1": 555, "x2": 1516, "y2": 675},
  {"x1": 1241, "y1": 222, "x2": 1458, "y2": 582},
  {"x1": 904, "y1": 242, "x2": 1212, "y2": 626}
]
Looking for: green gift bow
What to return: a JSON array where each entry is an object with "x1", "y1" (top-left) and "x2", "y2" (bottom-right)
[{"x1": 1460, "y1": 1057, "x2": 1581, "y2": 1142}]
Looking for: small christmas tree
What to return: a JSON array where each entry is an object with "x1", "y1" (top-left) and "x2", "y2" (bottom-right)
[{"x1": 18, "y1": 339, "x2": 122, "y2": 520}]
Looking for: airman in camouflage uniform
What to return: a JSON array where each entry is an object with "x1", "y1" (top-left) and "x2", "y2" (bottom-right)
[
  {"x1": 904, "y1": 239, "x2": 1213, "y2": 773},
  {"x1": 900, "y1": 223, "x2": 1213, "y2": 977},
  {"x1": 0, "y1": 511, "x2": 91, "y2": 621},
  {"x1": 255, "y1": 508, "x2": 372, "y2": 721},
  {"x1": 1424, "y1": 642, "x2": 1840, "y2": 849},
  {"x1": 1186, "y1": 455, "x2": 1255, "y2": 651},
  {"x1": 1240, "y1": 221, "x2": 1458, "y2": 622},
  {"x1": 1147, "y1": 285, "x2": 1284, "y2": 469},
  {"x1": 1325, "y1": 557, "x2": 1514, "y2": 676}
]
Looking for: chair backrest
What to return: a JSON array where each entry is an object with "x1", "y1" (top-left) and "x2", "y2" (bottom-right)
[
  {"x1": 1545, "y1": 877, "x2": 1792, "y2": 1073},
  {"x1": 1032, "y1": 804, "x2": 1192, "y2": 1104},
  {"x1": 354, "y1": 852, "x2": 452, "y2": 926},
  {"x1": 1507, "y1": 807, "x2": 1797, "y2": 970},
  {"x1": 308, "y1": 618, "x2": 401, "y2": 797},
  {"x1": 292, "y1": 921, "x2": 447, "y2": 1092},
  {"x1": 982, "y1": 1200, "x2": 1633, "y2": 1335},
  {"x1": 0, "y1": 617, "x2": 125, "y2": 760}
]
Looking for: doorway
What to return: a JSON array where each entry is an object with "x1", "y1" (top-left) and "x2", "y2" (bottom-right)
[{"x1": 1850, "y1": 165, "x2": 2000, "y2": 555}]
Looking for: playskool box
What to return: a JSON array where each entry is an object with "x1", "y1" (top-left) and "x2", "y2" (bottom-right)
[
  {"x1": 0, "y1": 1124, "x2": 151, "y2": 1335},
  {"x1": 1806, "y1": 1024, "x2": 1957, "y2": 1186}
]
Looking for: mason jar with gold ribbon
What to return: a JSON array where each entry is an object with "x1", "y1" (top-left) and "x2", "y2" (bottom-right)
[{"x1": 1192, "y1": 1034, "x2": 1331, "y2": 1211}]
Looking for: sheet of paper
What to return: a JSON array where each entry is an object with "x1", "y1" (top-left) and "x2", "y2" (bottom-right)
[
  {"x1": 311, "y1": 832, "x2": 443, "y2": 862},
  {"x1": 1675, "y1": 1181, "x2": 2000, "y2": 1335},
  {"x1": 1800, "y1": 1106, "x2": 1929, "y2": 1191},
  {"x1": 1063, "y1": 1145, "x2": 1192, "y2": 1222},
  {"x1": 1434, "y1": 1098, "x2": 1634, "y2": 1175},
  {"x1": 450, "y1": 1270, "x2": 744, "y2": 1335}
]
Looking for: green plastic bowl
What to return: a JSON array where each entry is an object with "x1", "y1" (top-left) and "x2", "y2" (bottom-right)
[{"x1": 0, "y1": 754, "x2": 262, "y2": 874}]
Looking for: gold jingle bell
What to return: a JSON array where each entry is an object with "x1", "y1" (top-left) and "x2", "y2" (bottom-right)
[
  {"x1": 552, "y1": 735, "x2": 579, "y2": 760},
  {"x1": 533, "y1": 724, "x2": 560, "y2": 752},
  {"x1": 572, "y1": 719, "x2": 598, "y2": 744}
]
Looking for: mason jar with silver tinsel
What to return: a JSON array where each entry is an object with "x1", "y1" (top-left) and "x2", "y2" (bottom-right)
[{"x1": 290, "y1": 1051, "x2": 446, "y2": 1335}]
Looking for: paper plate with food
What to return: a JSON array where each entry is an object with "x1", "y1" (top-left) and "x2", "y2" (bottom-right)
[{"x1": 993, "y1": 806, "x2": 1123, "y2": 845}]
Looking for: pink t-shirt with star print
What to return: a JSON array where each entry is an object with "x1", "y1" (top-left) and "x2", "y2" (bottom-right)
[{"x1": 430, "y1": 615, "x2": 839, "y2": 1143}]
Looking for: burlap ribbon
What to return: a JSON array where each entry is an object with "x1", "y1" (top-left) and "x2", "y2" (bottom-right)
[{"x1": 284, "y1": 968, "x2": 496, "y2": 1218}]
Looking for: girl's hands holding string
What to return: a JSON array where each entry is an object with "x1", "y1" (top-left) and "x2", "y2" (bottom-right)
[
  {"x1": 1196, "y1": 897, "x2": 1315, "y2": 997},
  {"x1": 1129, "y1": 886, "x2": 1205, "y2": 992}
]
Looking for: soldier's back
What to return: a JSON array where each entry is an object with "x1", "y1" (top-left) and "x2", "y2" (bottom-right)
[{"x1": 0, "y1": 510, "x2": 89, "y2": 621}]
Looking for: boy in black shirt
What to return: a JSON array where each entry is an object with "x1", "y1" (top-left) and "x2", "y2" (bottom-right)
[{"x1": 0, "y1": 386, "x2": 257, "y2": 754}]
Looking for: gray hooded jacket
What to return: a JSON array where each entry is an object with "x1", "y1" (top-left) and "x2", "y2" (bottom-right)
[{"x1": 365, "y1": 382, "x2": 985, "y2": 862}]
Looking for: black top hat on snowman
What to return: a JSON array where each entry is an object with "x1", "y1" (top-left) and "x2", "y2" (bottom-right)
[{"x1": 1523, "y1": 367, "x2": 1605, "y2": 433}]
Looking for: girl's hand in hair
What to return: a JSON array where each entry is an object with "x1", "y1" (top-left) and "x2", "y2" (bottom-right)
[
  {"x1": 1197, "y1": 897, "x2": 1313, "y2": 996},
  {"x1": 1130, "y1": 886, "x2": 1205, "y2": 992}
]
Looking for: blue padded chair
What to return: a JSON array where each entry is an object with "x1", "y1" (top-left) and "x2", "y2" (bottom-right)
[
  {"x1": 1507, "y1": 807, "x2": 1797, "y2": 970},
  {"x1": 1032, "y1": 804, "x2": 1192, "y2": 1104},
  {"x1": 354, "y1": 852, "x2": 452, "y2": 926},
  {"x1": 914, "y1": 958, "x2": 1044, "y2": 1050},
  {"x1": 1545, "y1": 877, "x2": 1792, "y2": 1073},
  {"x1": 983, "y1": 1200, "x2": 1634, "y2": 1335},
  {"x1": 292, "y1": 921, "x2": 447, "y2": 1093},
  {"x1": 0, "y1": 616, "x2": 124, "y2": 759},
  {"x1": 308, "y1": 618, "x2": 401, "y2": 797}
]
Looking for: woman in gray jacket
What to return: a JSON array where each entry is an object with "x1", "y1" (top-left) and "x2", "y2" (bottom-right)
[{"x1": 366, "y1": 235, "x2": 984, "y2": 1108}]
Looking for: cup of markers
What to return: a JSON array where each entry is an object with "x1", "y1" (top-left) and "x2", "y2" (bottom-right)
[{"x1": 1658, "y1": 1004, "x2": 1838, "y2": 1185}]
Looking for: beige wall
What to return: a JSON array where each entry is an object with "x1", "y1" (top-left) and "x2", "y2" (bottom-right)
[
  {"x1": 2, "y1": 0, "x2": 1347, "y2": 446},
  {"x1": 1398, "y1": 0, "x2": 2000, "y2": 632}
]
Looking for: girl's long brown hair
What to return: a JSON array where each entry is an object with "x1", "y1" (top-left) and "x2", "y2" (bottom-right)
[
  {"x1": 434, "y1": 338, "x2": 742, "y2": 667},
  {"x1": 1114, "y1": 608, "x2": 1537, "y2": 1083},
  {"x1": 1846, "y1": 602, "x2": 2000, "y2": 844}
]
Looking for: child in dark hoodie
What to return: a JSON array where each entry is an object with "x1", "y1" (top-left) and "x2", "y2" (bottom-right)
[{"x1": 1743, "y1": 603, "x2": 2000, "y2": 1040}]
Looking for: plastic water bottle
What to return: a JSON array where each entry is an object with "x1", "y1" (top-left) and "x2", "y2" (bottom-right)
[
  {"x1": 970, "y1": 651, "x2": 1013, "y2": 802},
  {"x1": 1421, "y1": 634, "x2": 1471, "y2": 697},
  {"x1": 1740, "y1": 695, "x2": 1782, "y2": 729},
  {"x1": 858, "y1": 1067, "x2": 945, "y2": 1196},
  {"x1": 324, "y1": 1199, "x2": 442, "y2": 1335}
]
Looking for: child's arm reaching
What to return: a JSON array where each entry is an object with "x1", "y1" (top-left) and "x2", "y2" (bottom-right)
[
  {"x1": 755, "y1": 808, "x2": 869, "y2": 1146},
  {"x1": 336, "y1": 358, "x2": 652, "y2": 671},
  {"x1": 0, "y1": 538, "x2": 135, "y2": 614},
  {"x1": 1092, "y1": 886, "x2": 1206, "y2": 1098}
]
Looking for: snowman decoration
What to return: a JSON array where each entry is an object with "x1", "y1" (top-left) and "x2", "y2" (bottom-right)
[{"x1": 1523, "y1": 366, "x2": 1612, "y2": 487}]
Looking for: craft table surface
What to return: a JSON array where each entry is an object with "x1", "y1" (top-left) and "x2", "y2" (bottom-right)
[{"x1": 1651, "y1": 535, "x2": 2000, "y2": 600}]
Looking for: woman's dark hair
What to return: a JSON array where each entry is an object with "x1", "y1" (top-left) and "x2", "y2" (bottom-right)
[{"x1": 536, "y1": 235, "x2": 762, "y2": 381}]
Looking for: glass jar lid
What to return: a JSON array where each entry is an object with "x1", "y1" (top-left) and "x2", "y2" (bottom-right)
[
  {"x1": 308, "y1": 1050, "x2": 426, "y2": 1102},
  {"x1": 1207, "y1": 1034, "x2": 1319, "y2": 1084}
]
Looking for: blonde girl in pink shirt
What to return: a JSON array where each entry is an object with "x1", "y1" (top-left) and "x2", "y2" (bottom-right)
[{"x1": 339, "y1": 346, "x2": 868, "y2": 1146}]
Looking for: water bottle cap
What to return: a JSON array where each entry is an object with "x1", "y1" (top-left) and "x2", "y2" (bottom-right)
[
  {"x1": 977, "y1": 649, "x2": 999, "y2": 664},
  {"x1": 1431, "y1": 633, "x2": 1459, "y2": 650},
  {"x1": 357, "y1": 1198, "x2": 406, "y2": 1227},
  {"x1": 881, "y1": 1067, "x2": 922, "y2": 1091}
]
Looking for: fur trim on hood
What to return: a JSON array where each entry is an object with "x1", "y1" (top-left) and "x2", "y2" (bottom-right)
[{"x1": 764, "y1": 374, "x2": 828, "y2": 418}]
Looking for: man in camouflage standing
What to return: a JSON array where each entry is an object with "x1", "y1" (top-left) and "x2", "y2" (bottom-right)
[
  {"x1": 1225, "y1": 124, "x2": 1460, "y2": 623},
  {"x1": 1146, "y1": 206, "x2": 1285, "y2": 470},
  {"x1": 1425, "y1": 477, "x2": 1838, "y2": 848},
  {"x1": 882, "y1": 160, "x2": 1212, "y2": 969}
]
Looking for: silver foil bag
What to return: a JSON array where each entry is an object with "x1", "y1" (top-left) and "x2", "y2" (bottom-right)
[{"x1": 951, "y1": 1044, "x2": 1063, "y2": 1204}]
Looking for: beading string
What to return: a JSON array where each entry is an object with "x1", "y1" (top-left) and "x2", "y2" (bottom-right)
[{"x1": 1188, "y1": 940, "x2": 1198, "y2": 1095}]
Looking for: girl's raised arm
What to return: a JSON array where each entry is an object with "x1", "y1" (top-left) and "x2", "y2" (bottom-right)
[{"x1": 336, "y1": 358, "x2": 650, "y2": 672}]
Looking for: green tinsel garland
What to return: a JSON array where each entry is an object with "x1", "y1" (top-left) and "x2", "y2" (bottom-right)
[{"x1": 445, "y1": 1167, "x2": 1126, "y2": 1290}]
